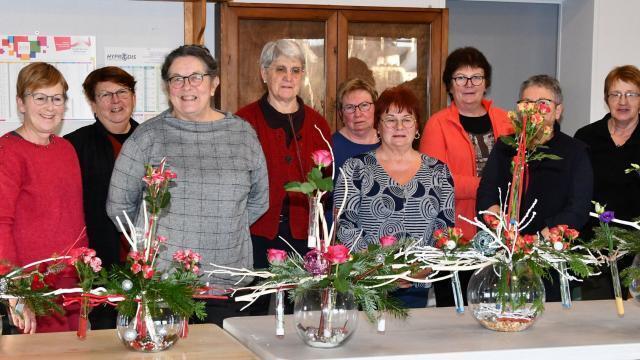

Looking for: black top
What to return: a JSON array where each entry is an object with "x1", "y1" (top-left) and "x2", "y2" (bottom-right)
[
  {"x1": 477, "y1": 124, "x2": 593, "y2": 234},
  {"x1": 460, "y1": 113, "x2": 492, "y2": 134},
  {"x1": 64, "y1": 118, "x2": 138, "y2": 268},
  {"x1": 574, "y1": 113, "x2": 640, "y2": 237}
]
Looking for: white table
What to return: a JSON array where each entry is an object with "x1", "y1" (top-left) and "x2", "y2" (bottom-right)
[{"x1": 223, "y1": 300, "x2": 640, "y2": 359}]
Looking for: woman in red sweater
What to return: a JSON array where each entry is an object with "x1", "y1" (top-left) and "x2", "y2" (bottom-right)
[
  {"x1": 0, "y1": 63, "x2": 86, "y2": 333},
  {"x1": 236, "y1": 39, "x2": 332, "y2": 314}
]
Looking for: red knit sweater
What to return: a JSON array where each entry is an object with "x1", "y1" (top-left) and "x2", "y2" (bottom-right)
[
  {"x1": 0, "y1": 132, "x2": 86, "y2": 332},
  {"x1": 236, "y1": 100, "x2": 332, "y2": 240}
]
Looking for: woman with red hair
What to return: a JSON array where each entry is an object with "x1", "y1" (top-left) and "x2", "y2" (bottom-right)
[{"x1": 334, "y1": 86, "x2": 455, "y2": 307}]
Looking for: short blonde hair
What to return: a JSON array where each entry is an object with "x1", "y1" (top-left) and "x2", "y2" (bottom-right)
[{"x1": 17, "y1": 62, "x2": 68, "y2": 99}]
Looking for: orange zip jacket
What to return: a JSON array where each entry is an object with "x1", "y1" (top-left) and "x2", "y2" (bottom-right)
[{"x1": 419, "y1": 99, "x2": 512, "y2": 239}]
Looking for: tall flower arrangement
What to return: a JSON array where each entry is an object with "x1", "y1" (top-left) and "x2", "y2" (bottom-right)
[{"x1": 110, "y1": 158, "x2": 205, "y2": 351}]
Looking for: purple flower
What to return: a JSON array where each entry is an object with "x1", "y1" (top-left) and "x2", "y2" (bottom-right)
[
  {"x1": 303, "y1": 249, "x2": 330, "y2": 276},
  {"x1": 599, "y1": 211, "x2": 615, "y2": 224}
]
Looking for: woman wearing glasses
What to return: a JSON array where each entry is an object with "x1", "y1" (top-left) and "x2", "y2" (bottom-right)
[
  {"x1": 333, "y1": 78, "x2": 380, "y2": 171},
  {"x1": 64, "y1": 67, "x2": 139, "y2": 329},
  {"x1": 574, "y1": 65, "x2": 640, "y2": 300},
  {"x1": 235, "y1": 39, "x2": 332, "y2": 288},
  {"x1": 0, "y1": 62, "x2": 86, "y2": 333},
  {"x1": 107, "y1": 45, "x2": 269, "y2": 325},
  {"x1": 477, "y1": 75, "x2": 593, "y2": 301},
  {"x1": 334, "y1": 86, "x2": 455, "y2": 308},
  {"x1": 420, "y1": 47, "x2": 511, "y2": 308}
]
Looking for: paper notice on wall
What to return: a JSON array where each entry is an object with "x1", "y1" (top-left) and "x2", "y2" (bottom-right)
[
  {"x1": 104, "y1": 47, "x2": 171, "y2": 122},
  {"x1": 0, "y1": 35, "x2": 96, "y2": 122}
]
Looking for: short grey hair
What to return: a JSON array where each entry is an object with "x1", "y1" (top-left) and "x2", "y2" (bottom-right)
[
  {"x1": 259, "y1": 39, "x2": 306, "y2": 69},
  {"x1": 519, "y1": 74, "x2": 563, "y2": 104}
]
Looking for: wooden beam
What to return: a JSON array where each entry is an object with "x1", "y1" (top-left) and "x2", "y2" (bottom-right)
[{"x1": 184, "y1": 0, "x2": 207, "y2": 45}]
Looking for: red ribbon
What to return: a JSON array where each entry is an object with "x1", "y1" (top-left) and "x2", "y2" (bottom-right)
[{"x1": 62, "y1": 293, "x2": 123, "y2": 308}]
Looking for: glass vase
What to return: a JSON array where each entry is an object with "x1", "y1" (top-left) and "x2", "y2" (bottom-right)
[
  {"x1": 467, "y1": 262, "x2": 545, "y2": 332},
  {"x1": 308, "y1": 196, "x2": 321, "y2": 249},
  {"x1": 116, "y1": 299, "x2": 183, "y2": 352},
  {"x1": 629, "y1": 254, "x2": 640, "y2": 303},
  {"x1": 293, "y1": 287, "x2": 359, "y2": 348}
]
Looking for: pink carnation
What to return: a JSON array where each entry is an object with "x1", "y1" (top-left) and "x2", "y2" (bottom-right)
[
  {"x1": 131, "y1": 263, "x2": 142, "y2": 274},
  {"x1": 89, "y1": 257, "x2": 102, "y2": 272}
]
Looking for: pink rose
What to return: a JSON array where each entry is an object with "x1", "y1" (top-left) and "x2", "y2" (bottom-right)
[
  {"x1": 131, "y1": 263, "x2": 142, "y2": 274},
  {"x1": 311, "y1": 150, "x2": 332, "y2": 167},
  {"x1": 324, "y1": 245, "x2": 350, "y2": 264},
  {"x1": 267, "y1": 249, "x2": 288, "y2": 264},
  {"x1": 379, "y1": 235, "x2": 397, "y2": 248}
]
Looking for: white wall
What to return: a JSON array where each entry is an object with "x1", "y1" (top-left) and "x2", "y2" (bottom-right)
[
  {"x1": 589, "y1": 0, "x2": 640, "y2": 123},
  {"x1": 0, "y1": 0, "x2": 185, "y2": 136},
  {"x1": 558, "y1": 0, "x2": 594, "y2": 136}
]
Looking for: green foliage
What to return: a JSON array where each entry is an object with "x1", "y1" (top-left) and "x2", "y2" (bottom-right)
[{"x1": 621, "y1": 266, "x2": 640, "y2": 287}]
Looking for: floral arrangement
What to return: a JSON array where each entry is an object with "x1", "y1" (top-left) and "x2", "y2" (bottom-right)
[
  {"x1": 0, "y1": 258, "x2": 65, "y2": 318},
  {"x1": 585, "y1": 201, "x2": 640, "y2": 316},
  {"x1": 66, "y1": 246, "x2": 104, "y2": 339},
  {"x1": 108, "y1": 158, "x2": 205, "y2": 350}
]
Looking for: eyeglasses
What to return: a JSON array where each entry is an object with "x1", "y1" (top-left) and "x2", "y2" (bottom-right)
[
  {"x1": 268, "y1": 65, "x2": 304, "y2": 77},
  {"x1": 381, "y1": 115, "x2": 416, "y2": 128},
  {"x1": 517, "y1": 98, "x2": 555, "y2": 107},
  {"x1": 342, "y1": 101, "x2": 373, "y2": 114},
  {"x1": 167, "y1": 73, "x2": 211, "y2": 89},
  {"x1": 25, "y1": 92, "x2": 66, "y2": 106},
  {"x1": 452, "y1": 75, "x2": 485, "y2": 87},
  {"x1": 608, "y1": 92, "x2": 640, "y2": 102},
  {"x1": 96, "y1": 88, "x2": 133, "y2": 103}
]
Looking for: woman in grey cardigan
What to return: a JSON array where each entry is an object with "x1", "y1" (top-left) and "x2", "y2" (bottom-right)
[{"x1": 107, "y1": 45, "x2": 269, "y2": 326}]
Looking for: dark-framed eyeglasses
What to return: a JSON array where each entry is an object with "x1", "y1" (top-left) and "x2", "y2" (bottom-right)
[
  {"x1": 452, "y1": 75, "x2": 485, "y2": 87},
  {"x1": 381, "y1": 115, "x2": 416, "y2": 128},
  {"x1": 608, "y1": 92, "x2": 640, "y2": 102},
  {"x1": 167, "y1": 73, "x2": 211, "y2": 89},
  {"x1": 25, "y1": 92, "x2": 66, "y2": 106},
  {"x1": 516, "y1": 98, "x2": 555, "y2": 107},
  {"x1": 342, "y1": 101, "x2": 373, "y2": 114},
  {"x1": 96, "y1": 88, "x2": 133, "y2": 103}
]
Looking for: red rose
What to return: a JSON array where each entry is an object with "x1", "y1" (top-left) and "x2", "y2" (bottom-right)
[
  {"x1": 43, "y1": 273, "x2": 57, "y2": 288},
  {"x1": 267, "y1": 249, "x2": 288, "y2": 264},
  {"x1": 311, "y1": 150, "x2": 332, "y2": 167},
  {"x1": 556, "y1": 224, "x2": 569, "y2": 233},
  {"x1": 131, "y1": 263, "x2": 142, "y2": 274},
  {"x1": 433, "y1": 229, "x2": 445, "y2": 240},
  {"x1": 324, "y1": 245, "x2": 350, "y2": 264},
  {"x1": 31, "y1": 274, "x2": 45, "y2": 290},
  {"x1": 379, "y1": 235, "x2": 397, "y2": 247},
  {"x1": 37, "y1": 262, "x2": 49, "y2": 274}
]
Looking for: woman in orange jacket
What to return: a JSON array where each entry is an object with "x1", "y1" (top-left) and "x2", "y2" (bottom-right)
[
  {"x1": 420, "y1": 47, "x2": 512, "y2": 241},
  {"x1": 420, "y1": 47, "x2": 512, "y2": 308}
]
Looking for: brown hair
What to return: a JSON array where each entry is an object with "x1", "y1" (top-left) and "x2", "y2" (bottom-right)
[
  {"x1": 604, "y1": 65, "x2": 640, "y2": 103},
  {"x1": 83, "y1": 66, "x2": 136, "y2": 101},
  {"x1": 374, "y1": 86, "x2": 420, "y2": 130},
  {"x1": 442, "y1": 47, "x2": 492, "y2": 100},
  {"x1": 16, "y1": 62, "x2": 68, "y2": 99},
  {"x1": 337, "y1": 78, "x2": 378, "y2": 117}
]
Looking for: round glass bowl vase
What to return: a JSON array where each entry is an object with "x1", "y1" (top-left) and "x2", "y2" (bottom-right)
[
  {"x1": 467, "y1": 262, "x2": 545, "y2": 332},
  {"x1": 293, "y1": 287, "x2": 359, "y2": 348},
  {"x1": 116, "y1": 301, "x2": 183, "y2": 352}
]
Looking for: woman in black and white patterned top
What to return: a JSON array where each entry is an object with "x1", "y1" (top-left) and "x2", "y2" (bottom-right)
[{"x1": 334, "y1": 86, "x2": 455, "y2": 308}]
